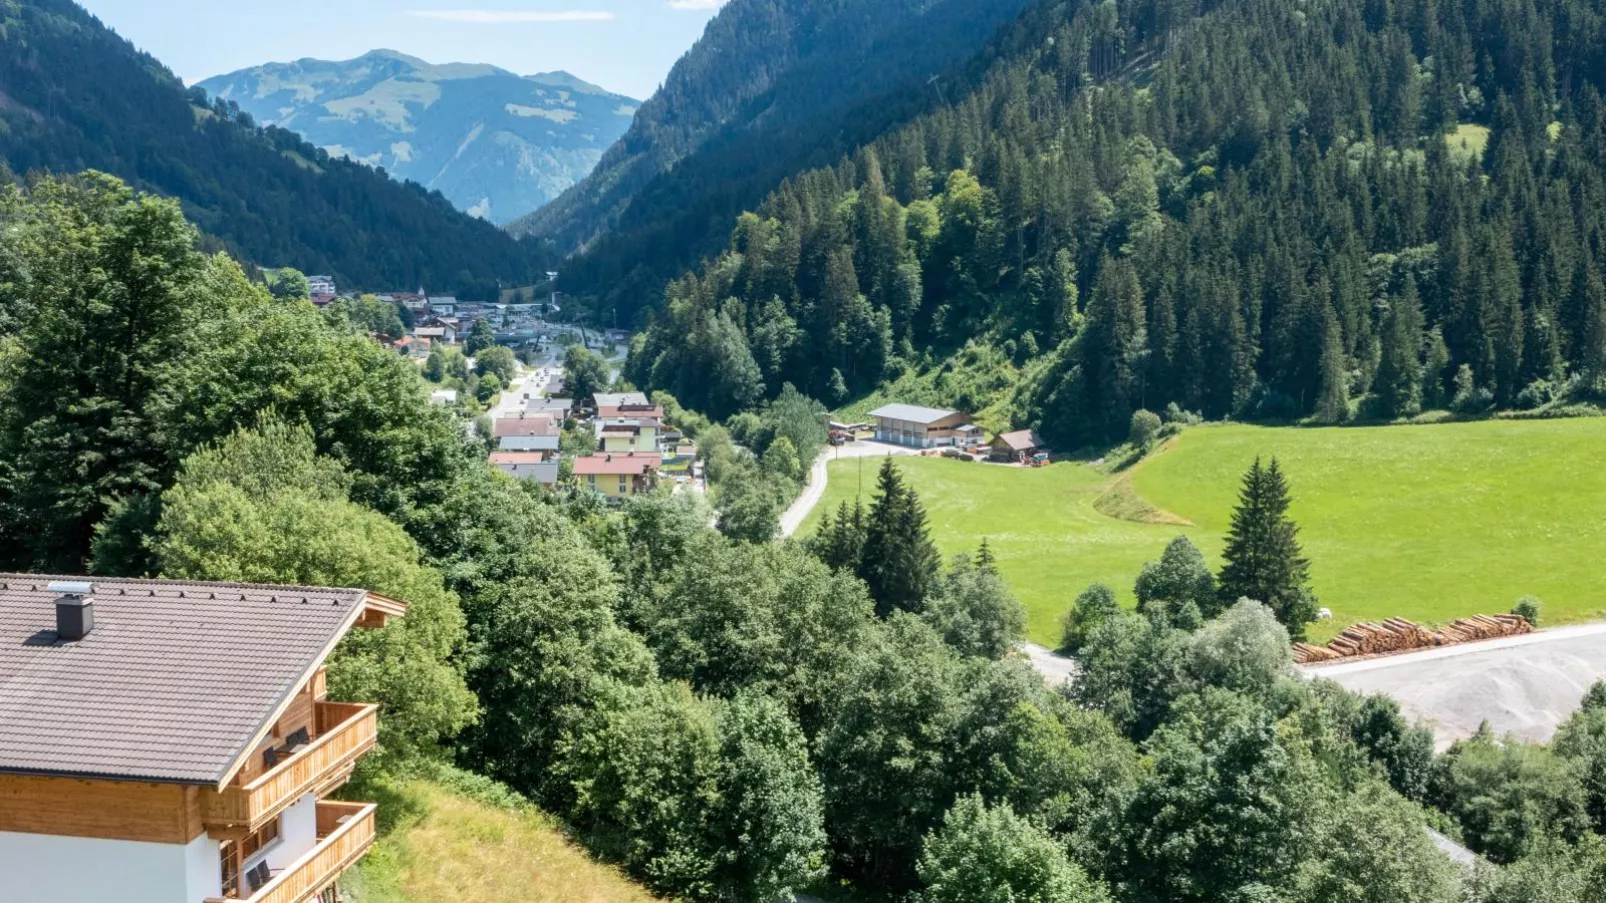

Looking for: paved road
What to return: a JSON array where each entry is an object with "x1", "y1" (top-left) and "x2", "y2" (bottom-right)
[
  {"x1": 778, "y1": 441, "x2": 919, "y2": 537},
  {"x1": 490, "y1": 365, "x2": 560, "y2": 420},
  {"x1": 1021, "y1": 643, "x2": 1077, "y2": 687},
  {"x1": 1307, "y1": 622, "x2": 1606, "y2": 749}
]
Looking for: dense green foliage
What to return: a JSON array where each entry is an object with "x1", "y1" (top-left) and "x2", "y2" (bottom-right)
[
  {"x1": 511, "y1": 0, "x2": 1036, "y2": 287},
  {"x1": 628, "y1": 0, "x2": 1606, "y2": 438},
  {"x1": 0, "y1": 0, "x2": 547, "y2": 292},
  {"x1": 10, "y1": 169, "x2": 1606, "y2": 902},
  {"x1": 916, "y1": 794, "x2": 1109, "y2": 903},
  {"x1": 152, "y1": 421, "x2": 477, "y2": 767},
  {"x1": 0, "y1": 175, "x2": 477, "y2": 573}
]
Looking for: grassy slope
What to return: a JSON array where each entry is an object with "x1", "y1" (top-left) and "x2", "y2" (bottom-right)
[
  {"x1": 346, "y1": 781, "x2": 661, "y2": 903},
  {"x1": 807, "y1": 420, "x2": 1606, "y2": 645},
  {"x1": 804, "y1": 454, "x2": 1198, "y2": 647}
]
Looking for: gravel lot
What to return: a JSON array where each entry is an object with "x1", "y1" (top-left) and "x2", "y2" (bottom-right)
[{"x1": 1308, "y1": 622, "x2": 1606, "y2": 749}]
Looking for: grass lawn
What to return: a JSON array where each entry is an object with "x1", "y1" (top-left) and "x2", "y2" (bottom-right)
[
  {"x1": 1446, "y1": 123, "x2": 1491, "y2": 163},
  {"x1": 807, "y1": 419, "x2": 1606, "y2": 646},
  {"x1": 347, "y1": 781, "x2": 661, "y2": 903},
  {"x1": 804, "y1": 454, "x2": 1207, "y2": 647}
]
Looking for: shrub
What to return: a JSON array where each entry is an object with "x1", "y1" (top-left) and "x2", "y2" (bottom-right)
[
  {"x1": 1450, "y1": 365, "x2": 1495, "y2": 414},
  {"x1": 1061, "y1": 584, "x2": 1121, "y2": 653},
  {"x1": 1516, "y1": 379, "x2": 1560, "y2": 410},
  {"x1": 1129, "y1": 409, "x2": 1162, "y2": 448},
  {"x1": 1512, "y1": 595, "x2": 1542, "y2": 627},
  {"x1": 917, "y1": 795, "x2": 1110, "y2": 903},
  {"x1": 1163, "y1": 402, "x2": 1202, "y2": 425}
]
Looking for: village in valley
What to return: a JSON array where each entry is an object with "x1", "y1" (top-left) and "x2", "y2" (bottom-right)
[{"x1": 331, "y1": 273, "x2": 1063, "y2": 505}]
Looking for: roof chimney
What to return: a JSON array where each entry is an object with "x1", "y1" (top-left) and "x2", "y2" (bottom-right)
[{"x1": 50, "y1": 581, "x2": 94, "y2": 642}]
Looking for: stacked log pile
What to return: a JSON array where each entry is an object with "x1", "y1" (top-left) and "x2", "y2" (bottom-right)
[{"x1": 1294, "y1": 613, "x2": 1533, "y2": 665}]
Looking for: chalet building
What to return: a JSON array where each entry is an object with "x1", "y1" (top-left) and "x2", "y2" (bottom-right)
[
  {"x1": 412, "y1": 325, "x2": 457, "y2": 347},
  {"x1": 0, "y1": 575, "x2": 405, "y2": 903},
  {"x1": 594, "y1": 419, "x2": 659, "y2": 454},
  {"x1": 868, "y1": 404, "x2": 977, "y2": 449},
  {"x1": 600, "y1": 404, "x2": 665, "y2": 424},
  {"x1": 592, "y1": 392, "x2": 649, "y2": 412},
  {"x1": 990, "y1": 429, "x2": 1046, "y2": 463},
  {"x1": 493, "y1": 412, "x2": 561, "y2": 440},
  {"x1": 572, "y1": 453, "x2": 661, "y2": 500}
]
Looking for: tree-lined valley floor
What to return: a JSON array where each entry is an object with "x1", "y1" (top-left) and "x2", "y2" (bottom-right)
[{"x1": 808, "y1": 419, "x2": 1606, "y2": 645}]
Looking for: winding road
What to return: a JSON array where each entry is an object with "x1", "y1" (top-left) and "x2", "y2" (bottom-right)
[{"x1": 778, "y1": 441, "x2": 919, "y2": 537}]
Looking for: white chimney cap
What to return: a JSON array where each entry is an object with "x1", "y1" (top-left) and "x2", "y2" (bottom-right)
[{"x1": 47, "y1": 581, "x2": 94, "y2": 596}]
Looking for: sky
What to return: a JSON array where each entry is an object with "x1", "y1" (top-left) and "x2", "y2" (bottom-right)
[{"x1": 74, "y1": 0, "x2": 727, "y2": 100}]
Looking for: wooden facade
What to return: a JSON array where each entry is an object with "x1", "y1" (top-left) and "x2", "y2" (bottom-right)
[
  {"x1": 201, "y1": 702, "x2": 378, "y2": 836},
  {"x1": 0, "y1": 590, "x2": 402, "y2": 903},
  {"x1": 0, "y1": 773, "x2": 205, "y2": 843}
]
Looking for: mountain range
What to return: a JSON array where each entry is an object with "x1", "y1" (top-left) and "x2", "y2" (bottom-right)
[
  {"x1": 198, "y1": 52, "x2": 639, "y2": 225},
  {"x1": 0, "y1": 0, "x2": 548, "y2": 293},
  {"x1": 508, "y1": 0, "x2": 1039, "y2": 305}
]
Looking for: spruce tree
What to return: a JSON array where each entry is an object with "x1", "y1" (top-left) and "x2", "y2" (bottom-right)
[
  {"x1": 1314, "y1": 304, "x2": 1350, "y2": 423},
  {"x1": 1373, "y1": 278, "x2": 1424, "y2": 419},
  {"x1": 859, "y1": 457, "x2": 941, "y2": 617},
  {"x1": 1578, "y1": 266, "x2": 1606, "y2": 396},
  {"x1": 814, "y1": 499, "x2": 867, "y2": 573},
  {"x1": 1217, "y1": 458, "x2": 1318, "y2": 639},
  {"x1": 975, "y1": 538, "x2": 998, "y2": 575}
]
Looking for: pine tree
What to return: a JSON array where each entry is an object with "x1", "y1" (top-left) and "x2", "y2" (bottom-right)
[
  {"x1": 1577, "y1": 266, "x2": 1606, "y2": 396},
  {"x1": 814, "y1": 499, "x2": 867, "y2": 573},
  {"x1": 1218, "y1": 458, "x2": 1319, "y2": 639},
  {"x1": 859, "y1": 457, "x2": 941, "y2": 617},
  {"x1": 1314, "y1": 303, "x2": 1350, "y2": 423},
  {"x1": 1081, "y1": 256, "x2": 1148, "y2": 437},
  {"x1": 975, "y1": 539, "x2": 998, "y2": 575},
  {"x1": 1372, "y1": 278, "x2": 1424, "y2": 419}
]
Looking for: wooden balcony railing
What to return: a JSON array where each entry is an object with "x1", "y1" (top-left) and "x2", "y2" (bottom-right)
[
  {"x1": 203, "y1": 702, "x2": 378, "y2": 834},
  {"x1": 207, "y1": 802, "x2": 376, "y2": 903}
]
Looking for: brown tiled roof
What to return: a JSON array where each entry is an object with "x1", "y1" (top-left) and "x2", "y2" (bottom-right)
[
  {"x1": 994, "y1": 430, "x2": 1045, "y2": 452},
  {"x1": 0, "y1": 575, "x2": 369, "y2": 785},
  {"x1": 494, "y1": 413, "x2": 561, "y2": 438}
]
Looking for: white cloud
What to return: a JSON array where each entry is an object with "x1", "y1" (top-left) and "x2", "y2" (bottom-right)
[
  {"x1": 668, "y1": 0, "x2": 727, "y2": 9},
  {"x1": 407, "y1": 9, "x2": 617, "y2": 23}
]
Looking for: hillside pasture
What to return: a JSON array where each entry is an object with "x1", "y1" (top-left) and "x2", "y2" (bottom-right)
[
  {"x1": 348, "y1": 780, "x2": 662, "y2": 903},
  {"x1": 806, "y1": 420, "x2": 1606, "y2": 645}
]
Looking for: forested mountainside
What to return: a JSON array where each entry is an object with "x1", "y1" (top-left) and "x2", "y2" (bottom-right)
[
  {"x1": 198, "y1": 52, "x2": 638, "y2": 225},
  {"x1": 508, "y1": 0, "x2": 1036, "y2": 292},
  {"x1": 628, "y1": 0, "x2": 1606, "y2": 440},
  {"x1": 0, "y1": 0, "x2": 548, "y2": 291}
]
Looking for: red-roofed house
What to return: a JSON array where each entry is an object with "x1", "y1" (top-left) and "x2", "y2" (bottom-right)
[{"x1": 571, "y1": 453, "x2": 661, "y2": 499}]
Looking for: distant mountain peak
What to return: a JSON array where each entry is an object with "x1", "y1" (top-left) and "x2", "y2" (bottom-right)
[
  {"x1": 526, "y1": 70, "x2": 614, "y2": 95},
  {"x1": 197, "y1": 52, "x2": 639, "y2": 225}
]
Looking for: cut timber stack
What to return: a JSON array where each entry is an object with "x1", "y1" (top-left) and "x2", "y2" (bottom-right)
[{"x1": 1293, "y1": 614, "x2": 1533, "y2": 665}]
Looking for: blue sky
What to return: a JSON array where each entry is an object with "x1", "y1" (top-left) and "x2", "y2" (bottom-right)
[{"x1": 75, "y1": 1, "x2": 726, "y2": 100}]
